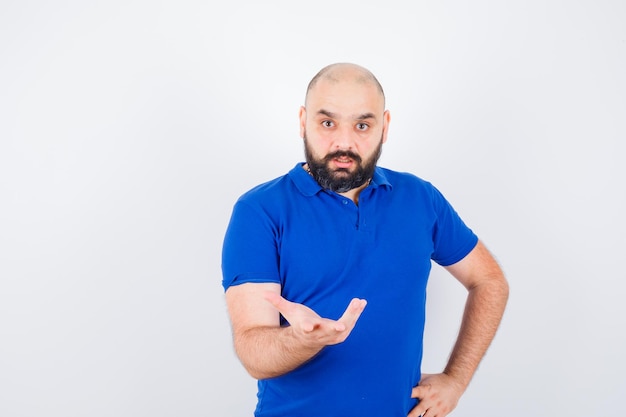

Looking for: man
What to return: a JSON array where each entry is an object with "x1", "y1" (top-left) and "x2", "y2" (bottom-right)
[{"x1": 221, "y1": 62, "x2": 509, "y2": 417}]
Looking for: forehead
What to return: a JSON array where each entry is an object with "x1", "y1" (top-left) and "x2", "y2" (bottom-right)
[{"x1": 306, "y1": 76, "x2": 385, "y2": 116}]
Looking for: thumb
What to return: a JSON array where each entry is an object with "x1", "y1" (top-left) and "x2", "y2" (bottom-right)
[{"x1": 263, "y1": 291, "x2": 284, "y2": 308}]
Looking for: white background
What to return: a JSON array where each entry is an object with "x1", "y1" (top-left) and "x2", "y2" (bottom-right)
[{"x1": 1, "y1": 1, "x2": 624, "y2": 416}]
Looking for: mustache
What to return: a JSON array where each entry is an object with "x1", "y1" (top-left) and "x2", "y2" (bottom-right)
[{"x1": 323, "y1": 150, "x2": 362, "y2": 164}]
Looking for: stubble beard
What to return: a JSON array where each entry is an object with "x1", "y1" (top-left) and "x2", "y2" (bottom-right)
[{"x1": 303, "y1": 134, "x2": 383, "y2": 193}]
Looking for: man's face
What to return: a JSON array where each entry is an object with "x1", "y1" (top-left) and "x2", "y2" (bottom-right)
[{"x1": 299, "y1": 73, "x2": 390, "y2": 193}]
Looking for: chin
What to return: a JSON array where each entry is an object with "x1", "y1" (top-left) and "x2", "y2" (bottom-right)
[{"x1": 330, "y1": 166, "x2": 353, "y2": 174}]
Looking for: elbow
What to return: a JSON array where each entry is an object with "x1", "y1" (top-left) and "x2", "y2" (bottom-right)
[
  {"x1": 499, "y1": 274, "x2": 510, "y2": 303},
  {"x1": 242, "y1": 362, "x2": 264, "y2": 380},
  {"x1": 241, "y1": 359, "x2": 282, "y2": 380},
  {"x1": 472, "y1": 272, "x2": 509, "y2": 309},
  {"x1": 491, "y1": 274, "x2": 510, "y2": 316},
  {"x1": 234, "y1": 343, "x2": 283, "y2": 380}
]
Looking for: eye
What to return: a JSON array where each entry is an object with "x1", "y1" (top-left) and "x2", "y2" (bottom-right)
[
  {"x1": 356, "y1": 123, "x2": 369, "y2": 131},
  {"x1": 322, "y1": 120, "x2": 334, "y2": 128}
]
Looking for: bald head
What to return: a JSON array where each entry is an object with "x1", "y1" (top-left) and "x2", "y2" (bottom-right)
[{"x1": 305, "y1": 63, "x2": 385, "y2": 107}]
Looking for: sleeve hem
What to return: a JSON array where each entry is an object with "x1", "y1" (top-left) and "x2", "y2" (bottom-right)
[{"x1": 433, "y1": 235, "x2": 479, "y2": 267}]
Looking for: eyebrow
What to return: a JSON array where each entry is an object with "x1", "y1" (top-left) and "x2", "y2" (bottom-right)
[
  {"x1": 317, "y1": 109, "x2": 337, "y2": 119},
  {"x1": 355, "y1": 112, "x2": 376, "y2": 121},
  {"x1": 316, "y1": 109, "x2": 377, "y2": 121}
]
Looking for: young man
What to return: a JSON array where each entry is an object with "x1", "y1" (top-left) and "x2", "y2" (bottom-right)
[{"x1": 222, "y1": 62, "x2": 509, "y2": 417}]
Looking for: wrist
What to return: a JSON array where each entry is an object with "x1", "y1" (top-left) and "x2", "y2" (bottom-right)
[{"x1": 442, "y1": 368, "x2": 471, "y2": 394}]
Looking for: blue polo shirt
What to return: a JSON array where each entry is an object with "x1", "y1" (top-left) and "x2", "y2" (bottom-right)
[{"x1": 222, "y1": 163, "x2": 478, "y2": 417}]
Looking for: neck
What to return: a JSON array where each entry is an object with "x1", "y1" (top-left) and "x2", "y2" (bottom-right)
[{"x1": 338, "y1": 184, "x2": 368, "y2": 205}]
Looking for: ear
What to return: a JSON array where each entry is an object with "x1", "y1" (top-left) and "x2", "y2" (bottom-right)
[
  {"x1": 298, "y1": 106, "x2": 306, "y2": 138},
  {"x1": 381, "y1": 110, "x2": 391, "y2": 144}
]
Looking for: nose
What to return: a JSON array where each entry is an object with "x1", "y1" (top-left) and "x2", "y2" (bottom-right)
[{"x1": 331, "y1": 126, "x2": 358, "y2": 151}]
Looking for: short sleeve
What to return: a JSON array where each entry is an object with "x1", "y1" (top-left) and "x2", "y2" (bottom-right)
[
  {"x1": 430, "y1": 186, "x2": 479, "y2": 266},
  {"x1": 221, "y1": 200, "x2": 281, "y2": 290}
]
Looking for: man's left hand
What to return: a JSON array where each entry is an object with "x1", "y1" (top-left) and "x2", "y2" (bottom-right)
[{"x1": 408, "y1": 373, "x2": 464, "y2": 417}]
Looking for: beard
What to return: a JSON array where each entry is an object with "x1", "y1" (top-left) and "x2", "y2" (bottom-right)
[{"x1": 303, "y1": 134, "x2": 383, "y2": 193}]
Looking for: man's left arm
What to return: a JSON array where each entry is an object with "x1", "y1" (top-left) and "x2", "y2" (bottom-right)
[{"x1": 410, "y1": 240, "x2": 509, "y2": 417}]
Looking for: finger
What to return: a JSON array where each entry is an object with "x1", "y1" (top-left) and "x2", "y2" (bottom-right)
[
  {"x1": 413, "y1": 403, "x2": 431, "y2": 417},
  {"x1": 263, "y1": 291, "x2": 291, "y2": 311},
  {"x1": 408, "y1": 404, "x2": 426, "y2": 417},
  {"x1": 412, "y1": 378, "x2": 434, "y2": 399},
  {"x1": 263, "y1": 292, "x2": 319, "y2": 332},
  {"x1": 337, "y1": 298, "x2": 367, "y2": 329}
]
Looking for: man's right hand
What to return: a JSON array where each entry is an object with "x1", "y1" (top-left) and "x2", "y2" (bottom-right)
[{"x1": 264, "y1": 292, "x2": 367, "y2": 346}]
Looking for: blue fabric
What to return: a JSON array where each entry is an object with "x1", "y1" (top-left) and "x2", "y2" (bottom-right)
[{"x1": 221, "y1": 163, "x2": 478, "y2": 417}]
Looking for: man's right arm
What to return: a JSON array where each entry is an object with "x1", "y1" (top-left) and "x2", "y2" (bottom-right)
[{"x1": 225, "y1": 282, "x2": 367, "y2": 380}]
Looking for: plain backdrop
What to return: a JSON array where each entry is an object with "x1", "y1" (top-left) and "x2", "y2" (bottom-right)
[{"x1": 1, "y1": 1, "x2": 624, "y2": 416}]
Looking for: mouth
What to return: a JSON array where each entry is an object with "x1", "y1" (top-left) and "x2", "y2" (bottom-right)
[{"x1": 333, "y1": 156, "x2": 354, "y2": 169}]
